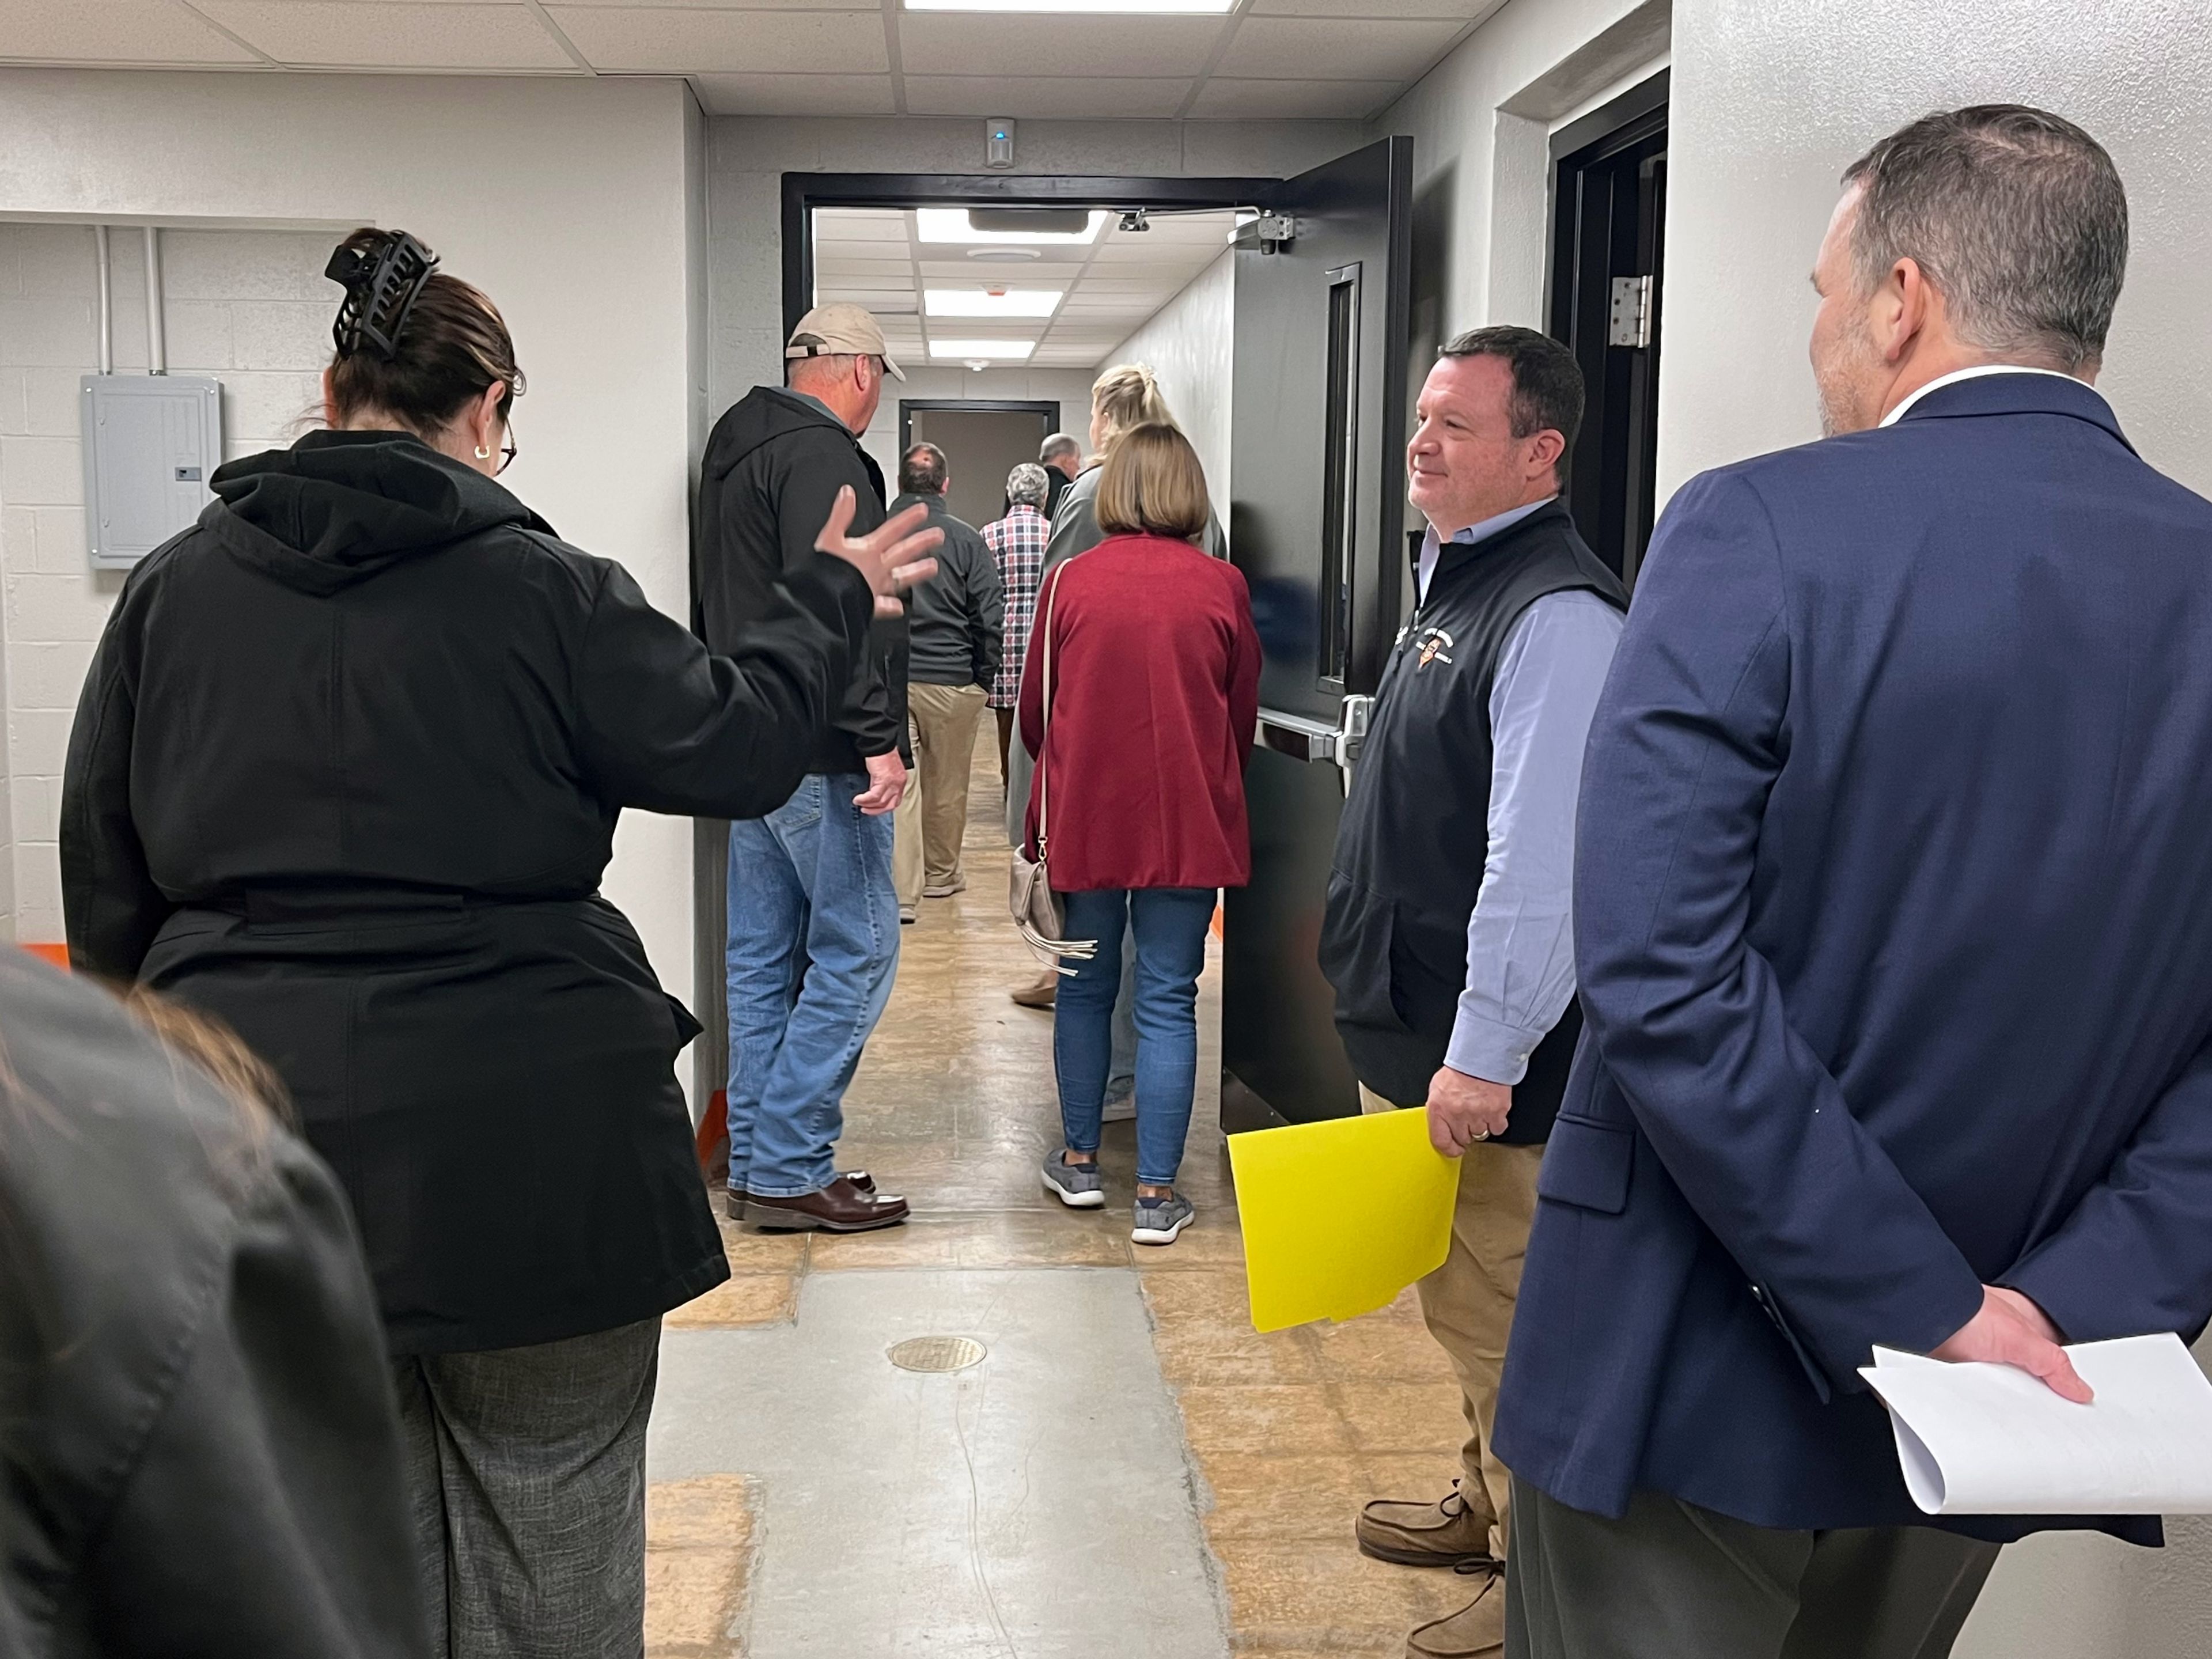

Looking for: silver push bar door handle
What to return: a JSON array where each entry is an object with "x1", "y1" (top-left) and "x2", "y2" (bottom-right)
[{"x1": 1255, "y1": 695, "x2": 1373, "y2": 768}]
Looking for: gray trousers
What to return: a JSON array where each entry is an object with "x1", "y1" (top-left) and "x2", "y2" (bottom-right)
[
  {"x1": 392, "y1": 1318, "x2": 662, "y2": 1659},
  {"x1": 1506, "y1": 1483, "x2": 1998, "y2": 1659}
]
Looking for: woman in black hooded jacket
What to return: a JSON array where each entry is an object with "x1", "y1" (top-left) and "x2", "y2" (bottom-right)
[{"x1": 58, "y1": 228, "x2": 937, "y2": 1658}]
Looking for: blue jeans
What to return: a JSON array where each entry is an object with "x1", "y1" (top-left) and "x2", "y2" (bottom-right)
[
  {"x1": 725, "y1": 773, "x2": 899, "y2": 1199},
  {"x1": 1054, "y1": 887, "x2": 1214, "y2": 1187}
]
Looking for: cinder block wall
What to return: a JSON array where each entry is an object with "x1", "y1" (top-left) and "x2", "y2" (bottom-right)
[{"x1": 0, "y1": 224, "x2": 331, "y2": 945}]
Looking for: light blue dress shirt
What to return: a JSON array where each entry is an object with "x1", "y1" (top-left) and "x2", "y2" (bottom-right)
[{"x1": 1416, "y1": 501, "x2": 1624, "y2": 1086}]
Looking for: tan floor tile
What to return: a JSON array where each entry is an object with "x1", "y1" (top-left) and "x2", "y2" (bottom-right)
[
  {"x1": 808, "y1": 1207, "x2": 1131, "y2": 1271},
  {"x1": 664, "y1": 1272, "x2": 797, "y2": 1330},
  {"x1": 1305, "y1": 1308, "x2": 1462, "y2": 1384},
  {"x1": 1214, "y1": 1538, "x2": 1472, "y2": 1653},
  {"x1": 1144, "y1": 1274, "x2": 1320, "y2": 1387},
  {"x1": 710, "y1": 1214, "x2": 810, "y2": 1275},
  {"x1": 1199, "y1": 1453, "x2": 1370, "y2": 1543},
  {"x1": 645, "y1": 1475, "x2": 755, "y2": 1656},
  {"x1": 1335, "y1": 1380, "x2": 1470, "y2": 1456},
  {"x1": 1173, "y1": 1384, "x2": 1356, "y2": 1459}
]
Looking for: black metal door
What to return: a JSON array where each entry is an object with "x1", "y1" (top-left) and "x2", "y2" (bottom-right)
[
  {"x1": 1222, "y1": 135, "x2": 1414, "y2": 1128},
  {"x1": 1549, "y1": 73, "x2": 1668, "y2": 587}
]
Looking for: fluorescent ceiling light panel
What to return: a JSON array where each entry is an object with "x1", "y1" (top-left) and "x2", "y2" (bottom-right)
[
  {"x1": 908, "y1": 0, "x2": 1233, "y2": 10},
  {"x1": 929, "y1": 339, "x2": 1036, "y2": 359},
  {"x1": 925, "y1": 287, "x2": 1063, "y2": 317},
  {"x1": 917, "y1": 209, "x2": 1107, "y2": 245}
]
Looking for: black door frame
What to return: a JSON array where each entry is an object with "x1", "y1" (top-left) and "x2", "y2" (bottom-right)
[
  {"x1": 783, "y1": 173, "x2": 1279, "y2": 338},
  {"x1": 897, "y1": 398, "x2": 1062, "y2": 457},
  {"x1": 1546, "y1": 69, "x2": 1669, "y2": 585}
]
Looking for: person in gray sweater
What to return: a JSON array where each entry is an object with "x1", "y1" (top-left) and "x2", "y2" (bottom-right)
[{"x1": 892, "y1": 442, "x2": 1003, "y2": 917}]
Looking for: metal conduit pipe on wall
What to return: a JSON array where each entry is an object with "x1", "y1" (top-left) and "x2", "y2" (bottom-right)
[
  {"x1": 142, "y1": 225, "x2": 164, "y2": 374},
  {"x1": 93, "y1": 224, "x2": 113, "y2": 375}
]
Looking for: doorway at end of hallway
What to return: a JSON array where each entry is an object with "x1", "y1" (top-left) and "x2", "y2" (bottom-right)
[{"x1": 902, "y1": 400, "x2": 1059, "y2": 530}]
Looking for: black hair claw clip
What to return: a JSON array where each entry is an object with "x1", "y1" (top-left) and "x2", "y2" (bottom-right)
[{"x1": 325, "y1": 231, "x2": 440, "y2": 361}]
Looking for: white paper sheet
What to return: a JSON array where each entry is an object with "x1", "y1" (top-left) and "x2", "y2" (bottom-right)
[{"x1": 1859, "y1": 1333, "x2": 2212, "y2": 1514}]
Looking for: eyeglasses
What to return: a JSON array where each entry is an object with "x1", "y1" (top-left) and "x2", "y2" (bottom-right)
[{"x1": 497, "y1": 421, "x2": 518, "y2": 476}]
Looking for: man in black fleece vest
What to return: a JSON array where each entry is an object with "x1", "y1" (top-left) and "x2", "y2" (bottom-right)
[{"x1": 1319, "y1": 328, "x2": 1626, "y2": 1659}]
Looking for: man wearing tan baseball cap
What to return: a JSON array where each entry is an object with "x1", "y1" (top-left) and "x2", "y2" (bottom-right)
[
  {"x1": 694, "y1": 301, "x2": 918, "y2": 1236},
  {"x1": 783, "y1": 300, "x2": 907, "y2": 382}
]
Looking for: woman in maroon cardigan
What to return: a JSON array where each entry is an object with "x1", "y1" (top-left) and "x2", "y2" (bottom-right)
[{"x1": 1018, "y1": 423, "x2": 1261, "y2": 1244}]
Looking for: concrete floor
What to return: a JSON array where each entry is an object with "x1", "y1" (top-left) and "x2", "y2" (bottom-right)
[{"x1": 645, "y1": 748, "x2": 1474, "y2": 1658}]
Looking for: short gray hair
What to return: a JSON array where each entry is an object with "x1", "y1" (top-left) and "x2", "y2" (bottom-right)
[
  {"x1": 1006, "y1": 462, "x2": 1051, "y2": 509},
  {"x1": 1842, "y1": 104, "x2": 2127, "y2": 371},
  {"x1": 1040, "y1": 432, "x2": 1080, "y2": 464}
]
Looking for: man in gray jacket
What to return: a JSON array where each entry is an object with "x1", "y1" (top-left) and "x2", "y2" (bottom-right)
[{"x1": 892, "y1": 442, "x2": 1003, "y2": 918}]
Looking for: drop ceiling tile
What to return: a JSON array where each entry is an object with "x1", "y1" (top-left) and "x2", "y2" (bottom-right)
[
  {"x1": 689, "y1": 71, "x2": 897, "y2": 113},
  {"x1": 195, "y1": 2, "x2": 574, "y2": 68},
  {"x1": 918, "y1": 260, "x2": 1088, "y2": 280},
  {"x1": 574, "y1": 0, "x2": 884, "y2": 8},
  {"x1": 1248, "y1": 0, "x2": 1499, "y2": 16},
  {"x1": 1032, "y1": 345, "x2": 1113, "y2": 367},
  {"x1": 1213, "y1": 16, "x2": 1459, "y2": 81},
  {"x1": 903, "y1": 77, "x2": 1192, "y2": 119},
  {"x1": 1189, "y1": 75, "x2": 1402, "y2": 118},
  {"x1": 814, "y1": 209, "x2": 910, "y2": 240},
  {"x1": 550, "y1": 7, "x2": 890, "y2": 73},
  {"x1": 896, "y1": 14, "x2": 1224, "y2": 78},
  {"x1": 0, "y1": 0, "x2": 262, "y2": 62}
]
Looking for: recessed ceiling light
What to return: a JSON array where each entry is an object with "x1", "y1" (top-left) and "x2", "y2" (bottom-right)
[
  {"x1": 925, "y1": 288, "x2": 1063, "y2": 317},
  {"x1": 919, "y1": 209, "x2": 1107, "y2": 246},
  {"x1": 930, "y1": 339, "x2": 1036, "y2": 360},
  {"x1": 908, "y1": 0, "x2": 1233, "y2": 10}
]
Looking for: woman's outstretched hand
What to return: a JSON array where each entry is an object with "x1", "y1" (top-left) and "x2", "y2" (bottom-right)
[{"x1": 816, "y1": 488, "x2": 941, "y2": 618}]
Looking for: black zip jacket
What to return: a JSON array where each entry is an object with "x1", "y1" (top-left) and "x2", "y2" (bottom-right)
[
  {"x1": 0, "y1": 953, "x2": 427, "y2": 1658},
  {"x1": 890, "y1": 491, "x2": 1002, "y2": 688},
  {"x1": 60, "y1": 429, "x2": 873, "y2": 1353},
  {"x1": 696, "y1": 387, "x2": 909, "y2": 771},
  {"x1": 1320, "y1": 501, "x2": 1627, "y2": 1142}
]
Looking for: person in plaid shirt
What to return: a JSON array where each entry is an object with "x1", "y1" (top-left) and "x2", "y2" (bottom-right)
[{"x1": 983, "y1": 461, "x2": 1054, "y2": 787}]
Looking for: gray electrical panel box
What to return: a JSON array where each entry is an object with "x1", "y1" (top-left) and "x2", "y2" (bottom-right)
[{"x1": 81, "y1": 374, "x2": 223, "y2": 570}]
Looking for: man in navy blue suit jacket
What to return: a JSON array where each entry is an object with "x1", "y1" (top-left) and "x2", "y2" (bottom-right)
[{"x1": 1496, "y1": 106, "x2": 2212, "y2": 1658}]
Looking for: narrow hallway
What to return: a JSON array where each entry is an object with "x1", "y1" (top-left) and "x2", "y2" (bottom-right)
[{"x1": 645, "y1": 749, "x2": 1475, "y2": 1656}]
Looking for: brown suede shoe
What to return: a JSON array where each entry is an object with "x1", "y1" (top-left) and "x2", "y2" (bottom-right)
[
  {"x1": 745, "y1": 1176, "x2": 910, "y2": 1233},
  {"x1": 1406, "y1": 1563, "x2": 1505, "y2": 1658},
  {"x1": 1357, "y1": 1482, "x2": 1498, "y2": 1569},
  {"x1": 1010, "y1": 971, "x2": 1058, "y2": 1010}
]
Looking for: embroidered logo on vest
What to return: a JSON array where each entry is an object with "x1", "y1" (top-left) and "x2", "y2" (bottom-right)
[{"x1": 1413, "y1": 624, "x2": 1455, "y2": 668}]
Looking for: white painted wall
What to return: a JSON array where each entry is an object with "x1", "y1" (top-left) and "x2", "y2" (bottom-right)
[
  {"x1": 1659, "y1": 0, "x2": 2212, "y2": 502},
  {"x1": 0, "y1": 223, "x2": 331, "y2": 945},
  {"x1": 0, "y1": 69, "x2": 702, "y2": 1041},
  {"x1": 1105, "y1": 248, "x2": 1234, "y2": 524}
]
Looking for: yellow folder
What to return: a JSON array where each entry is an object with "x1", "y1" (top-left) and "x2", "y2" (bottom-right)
[{"x1": 1227, "y1": 1105, "x2": 1460, "y2": 1333}]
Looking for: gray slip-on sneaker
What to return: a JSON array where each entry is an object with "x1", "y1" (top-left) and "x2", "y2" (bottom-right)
[
  {"x1": 1041, "y1": 1150, "x2": 1107, "y2": 1209},
  {"x1": 1131, "y1": 1191, "x2": 1194, "y2": 1246}
]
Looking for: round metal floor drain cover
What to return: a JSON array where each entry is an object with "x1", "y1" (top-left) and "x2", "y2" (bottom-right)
[{"x1": 887, "y1": 1335, "x2": 987, "y2": 1373}]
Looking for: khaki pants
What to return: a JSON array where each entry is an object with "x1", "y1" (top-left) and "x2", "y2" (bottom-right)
[
  {"x1": 900, "y1": 681, "x2": 988, "y2": 891},
  {"x1": 1361, "y1": 1083, "x2": 1543, "y2": 1558},
  {"x1": 893, "y1": 718, "x2": 925, "y2": 910}
]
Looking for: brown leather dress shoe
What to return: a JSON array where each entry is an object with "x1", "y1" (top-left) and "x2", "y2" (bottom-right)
[
  {"x1": 745, "y1": 1175, "x2": 910, "y2": 1233},
  {"x1": 1009, "y1": 971, "x2": 1058, "y2": 1010},
  {"x1": 728, "y1": 1171, "x2": 879, "y2": 1221},
  {"x1": 1406, "y1": 1563, "x2": 1505, "y2": 1658},
  {"x1": 1357, "y1": 1482, "x2": 1499, "y2": 1569}
]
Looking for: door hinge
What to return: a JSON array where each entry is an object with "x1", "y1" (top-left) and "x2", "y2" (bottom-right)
[
  {"x1": 1608, "y1": 274, "x2": 1654, "y2": 349},
  {"x1": 1255, "y1": 213, "x2": 1298, "y2": 255}
]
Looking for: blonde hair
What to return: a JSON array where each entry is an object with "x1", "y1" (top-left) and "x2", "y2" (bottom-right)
[
  {"x1": 1094, "y1": 422, "x2": 1210, "y2": 542},
  {"x1": 1090, "y1": 362, "x2": 1176, "y2": 454}
]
